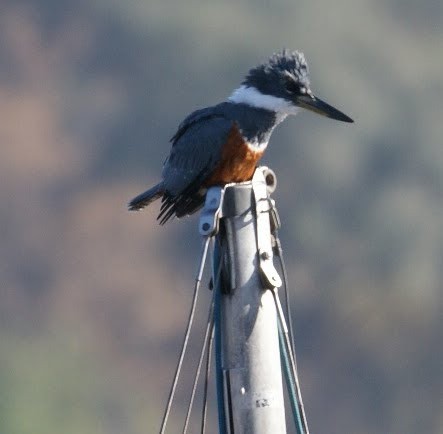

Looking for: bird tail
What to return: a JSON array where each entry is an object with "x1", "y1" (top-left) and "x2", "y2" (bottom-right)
[{"x1": 128, "y1": 182, "x2": 165, "y2": 211}]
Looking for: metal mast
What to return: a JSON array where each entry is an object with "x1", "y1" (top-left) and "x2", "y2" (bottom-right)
[{"x1": 215, "y1": 167, "x2": 286, "y2": 434}]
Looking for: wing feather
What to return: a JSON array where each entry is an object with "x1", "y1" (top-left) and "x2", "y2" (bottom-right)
[{"x1": 159, "y1": 110, "x2": 234, "y2": 223}]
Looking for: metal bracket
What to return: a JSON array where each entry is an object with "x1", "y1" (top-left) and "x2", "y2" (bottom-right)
[
  {"x1": 252, "y1": 168, "x2": 282, "y2": 289},
  {"x1": 198, "y1": 168, "x2": 282, "y2": 287},
  {"x1": 199, "y1": 186, "x2": 225, "y2": 237}
]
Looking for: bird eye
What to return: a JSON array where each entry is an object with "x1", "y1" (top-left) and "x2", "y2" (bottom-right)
[{"x1": 285, "y1": 80, "x2": 299, "y2": 94}]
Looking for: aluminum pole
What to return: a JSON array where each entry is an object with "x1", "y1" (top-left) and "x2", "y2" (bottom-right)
[{"x1": 217, "y1": 168, "x2": 286, "y2": 434}]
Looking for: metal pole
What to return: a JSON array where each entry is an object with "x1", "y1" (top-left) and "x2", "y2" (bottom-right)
[{"x1": 216, "y1": 168, "x2": 287, "y2": 434}]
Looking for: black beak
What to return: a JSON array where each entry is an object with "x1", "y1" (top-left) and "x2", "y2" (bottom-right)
[{"x1": 296, "y1": 94, "x2": 354, "y2": 123}]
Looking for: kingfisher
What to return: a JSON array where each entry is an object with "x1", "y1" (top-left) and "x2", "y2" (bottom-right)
[{"x1": 129, "y1": 50, "x2": 353, "y2": 223}]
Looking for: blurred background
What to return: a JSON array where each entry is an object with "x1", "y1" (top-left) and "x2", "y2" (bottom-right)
[{"x1": 1, "y1": 0, "x2": 442, "y2": 432}]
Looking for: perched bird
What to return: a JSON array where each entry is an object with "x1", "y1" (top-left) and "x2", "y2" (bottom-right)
[{"x1": 129, "y1": 50, "x2": 353, "y2": 224}]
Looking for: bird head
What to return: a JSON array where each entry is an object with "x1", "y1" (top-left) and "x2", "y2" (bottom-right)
[{"x1": 229, "y1": 50, "x2": 353, "y2": 123}]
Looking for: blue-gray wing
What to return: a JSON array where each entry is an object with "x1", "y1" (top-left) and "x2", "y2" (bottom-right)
[{"x1": 158, "y1": 111, "x2": 234, "y2": 223}]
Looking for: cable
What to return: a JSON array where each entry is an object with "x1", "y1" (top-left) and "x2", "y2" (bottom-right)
[
  {"x1": 273, "y1": 229, "x2": 296, "y2": 359},
  {"x1": 272, "y1": 288, "x2": 310, "y2": 434},
  {"x1": 201, "y1": 240, "x2": 224, "y2": 434},
  {"x1": 200, "y1": 324, "x2": 214, "y2": 434},
  {"x1": 213, "y1": 239, "x2": 228, "y2": 434},
  {"x1": 159, "y1": 236, "x2": 211, "y2": 434},
  {"x1": 182, "y1": 295, "x2": 215, "y2": 434},
  {"x1": 273, "y1": 229, "x2": 309, "y2": 433},
  {"x1": 278, "y1": 319, "x2": 305, "y2": 434}
]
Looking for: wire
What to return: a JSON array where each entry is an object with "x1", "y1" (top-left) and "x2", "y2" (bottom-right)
[
  {"x1": 213, "y1": 239, "x2": 228, "y2": 434},
  {"x1": 272, "y1": 288, "x2": 310, "y2": 434},
  {"x1": 273, "y1": 228, "x2": 309, "y2": 433},
  {"x1": 201, "y1": 239, "x2": 224, "y2": 434},
  {"x1": 274, "y1": 229, "x2": 296, "y2": 359},
  {"x1": 200, "y1": 324, "x2": 214, "y2": 434},
  {"x1": 278, "y1": 319, "x2": 305, "y2": 434},
  {"x1": 159, "y1": 236, "x2": 211, "y2": 434},
  {"x1": 182, "y1": 295, "x2": 215, "y2": 434}
]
